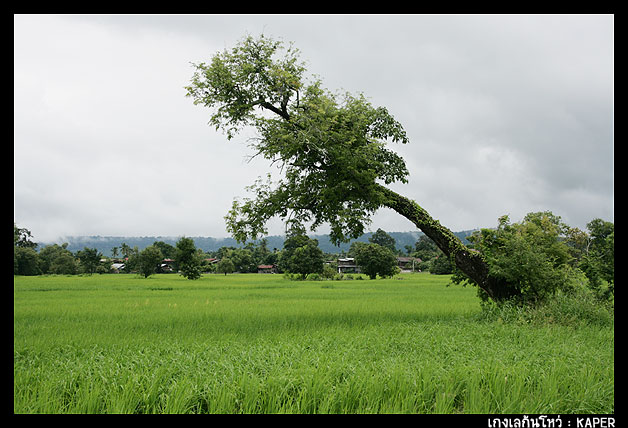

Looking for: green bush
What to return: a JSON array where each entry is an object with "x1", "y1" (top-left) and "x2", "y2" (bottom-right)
[
  {"x1": 321, "y1": 264, "x2": 337, "y2": 280},
  {"x1": 465, "y1": 212, "x2": 576, "y2": 304}
]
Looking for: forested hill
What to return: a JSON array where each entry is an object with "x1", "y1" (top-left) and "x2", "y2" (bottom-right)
[{"x1": 40, "y1": 230, "x2": 477, "y2": 257}]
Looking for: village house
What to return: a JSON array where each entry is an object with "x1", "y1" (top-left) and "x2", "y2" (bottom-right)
[
  {"x1": 332, "y1": 256, "x2": 422, "y2": 274},
  {"x1": 160, "y1": 258, "x2": 176, "y2": 272},
  {"x1": 110, "y1": 263, "x2": 125, "y2": 273},
  {"x1": 257, "y1": 264, "x2": 277, "y2": 274},
  {"x1": 396, "y1": 256, "x2": 422, "y2": 273},
  {"x1": 337, "y1": 258, "x2": 360, "y2": 274}
]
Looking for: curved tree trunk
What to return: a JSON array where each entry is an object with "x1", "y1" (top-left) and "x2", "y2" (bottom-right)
[{"x1": 377, "y1": 185, "x2": 517, "y2": 301}]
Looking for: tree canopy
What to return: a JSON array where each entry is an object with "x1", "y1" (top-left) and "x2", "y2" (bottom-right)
[
  {"x1": 175, "y1": 237, "x2": 202, "y2": 280},
  {"x1": 186, "y1": 34, "x2": 409, "y2": 246},
  {"x1": 368, "y1": 228, "x2": 397, "y2": 253},
  {"x1": 138, "y1": 245, "x2": 163, "y2": 278}
]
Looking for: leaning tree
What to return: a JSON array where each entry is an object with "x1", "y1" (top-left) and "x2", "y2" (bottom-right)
[{"x1": 185, "y1": 34, "x2": 518, "y2": 302}]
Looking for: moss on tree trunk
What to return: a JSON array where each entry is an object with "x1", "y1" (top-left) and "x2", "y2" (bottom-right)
[{"x1": 377, "y1": 185, "x2": 517, "y2": 301}]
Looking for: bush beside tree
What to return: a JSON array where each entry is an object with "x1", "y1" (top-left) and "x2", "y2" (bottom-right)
[{"x1": 457, "y1": 212, "x2": 614, "y2": 305}]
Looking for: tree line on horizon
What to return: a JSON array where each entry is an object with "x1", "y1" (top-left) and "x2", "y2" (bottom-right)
[
  {"x1": 15, "y1": 212, "x2": 614, "y2": 304},
  {"x1": 30, "y1": 229, "x2": 479, "y2": 257},
  {"x1": 14, "y1": 223, "x2": 449, "y2": 279}
]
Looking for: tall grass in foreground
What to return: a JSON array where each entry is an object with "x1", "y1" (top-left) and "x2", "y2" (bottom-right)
[{"x1": 14, "y1": 273, "x2": 613, "y2": 413}]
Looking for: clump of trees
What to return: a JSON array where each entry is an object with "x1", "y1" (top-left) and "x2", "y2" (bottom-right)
[
  {"x1": 12, "y1": 224, "x2": 303, "y2": 279},
  {"x1": 451, "y1": 212, "x2": 614, "y2": 304},
  {"x1": 13, "y1": 224, "x2": 209, "y2": 279},
  {"x1": 14, "y1": 224, "x2": 107, "y2": 275},
  {"x1": 211, "y1": 238, "x2": 279, "y2": 274}
]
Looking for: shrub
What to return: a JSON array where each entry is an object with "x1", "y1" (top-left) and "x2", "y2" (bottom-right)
[
  {"x1": 321, "y1": 264, "x2": 337, "y2": 280},
  {"x1": 579, "y1": 219, "x2": 614, "y2": 300},
  {"x1": 430, "y1": 253, "x2": 453, "y2": 274},
  {"x1": 464, "y1": 212, "x2": 576, "y2": 304}
]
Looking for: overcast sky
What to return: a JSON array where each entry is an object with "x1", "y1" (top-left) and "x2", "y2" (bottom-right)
[{"x1": 14, "y1": 14, "x2": 614, "y2": 243}]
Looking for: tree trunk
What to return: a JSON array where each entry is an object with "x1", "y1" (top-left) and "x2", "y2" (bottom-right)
[{"x1": 377, "y1": 185, "x2": 517, "y2": 301}]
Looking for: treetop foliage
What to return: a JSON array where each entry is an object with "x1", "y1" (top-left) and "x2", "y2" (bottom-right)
[
  {"x1": 186, "y1": 34, "x2": 409, "y2": 245},
  {"x1": 368, "y1": 228, "x2": 397, "y2": 253}
]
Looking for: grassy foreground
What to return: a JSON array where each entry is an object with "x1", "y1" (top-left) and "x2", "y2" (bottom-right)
[{"x1": 14, "y1": 273, "x2": 613, "y2": 414}]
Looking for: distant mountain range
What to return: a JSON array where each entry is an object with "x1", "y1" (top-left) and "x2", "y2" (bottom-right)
[{"x1": 40, "y1": 230, "x2": 478, "y2": 256}]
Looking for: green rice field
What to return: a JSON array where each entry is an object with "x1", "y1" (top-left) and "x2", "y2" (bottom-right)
[{"x1": 13, "y1": 273, "x2": 614, "y2": 414}]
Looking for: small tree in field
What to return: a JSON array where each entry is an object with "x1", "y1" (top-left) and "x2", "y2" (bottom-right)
[
  {"x1": 76, "y1": 247, "x2": 101, "y2": 275},
  {"x1": 352, "y1": 242, "x2": 399, "y2": 279},
  {"x1": 176, "y1": 237, "x2": 202, "y2": 280},
  {"x1": 278, "y1": 226, "x2": 324, "y2": 279},
  {"x1": 138, "y1": 245, "x2": 163, "y2": 278},
  {"x1": 216, "y1": 257, "x2": 235, "y2": 275},
  {"x1": 283, "y1": 239, "x2": 324, "y2": 279}
]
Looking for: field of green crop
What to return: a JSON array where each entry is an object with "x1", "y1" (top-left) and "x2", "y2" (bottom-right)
[{"x1": 14, "y1": 273, "x2": 614, "y2": 414}]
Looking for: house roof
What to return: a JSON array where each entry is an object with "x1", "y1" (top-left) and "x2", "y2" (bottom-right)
[
  {"x1": 258, "y1": 265, "x2": 275, "y2": 269},
  {"x1": 397, "y1": 257, "x2": 422, "y2": 262}
]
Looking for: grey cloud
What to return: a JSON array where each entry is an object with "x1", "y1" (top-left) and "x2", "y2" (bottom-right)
[{"x1": 14, "y1": 14, "x2": 613, "y2": 242}]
